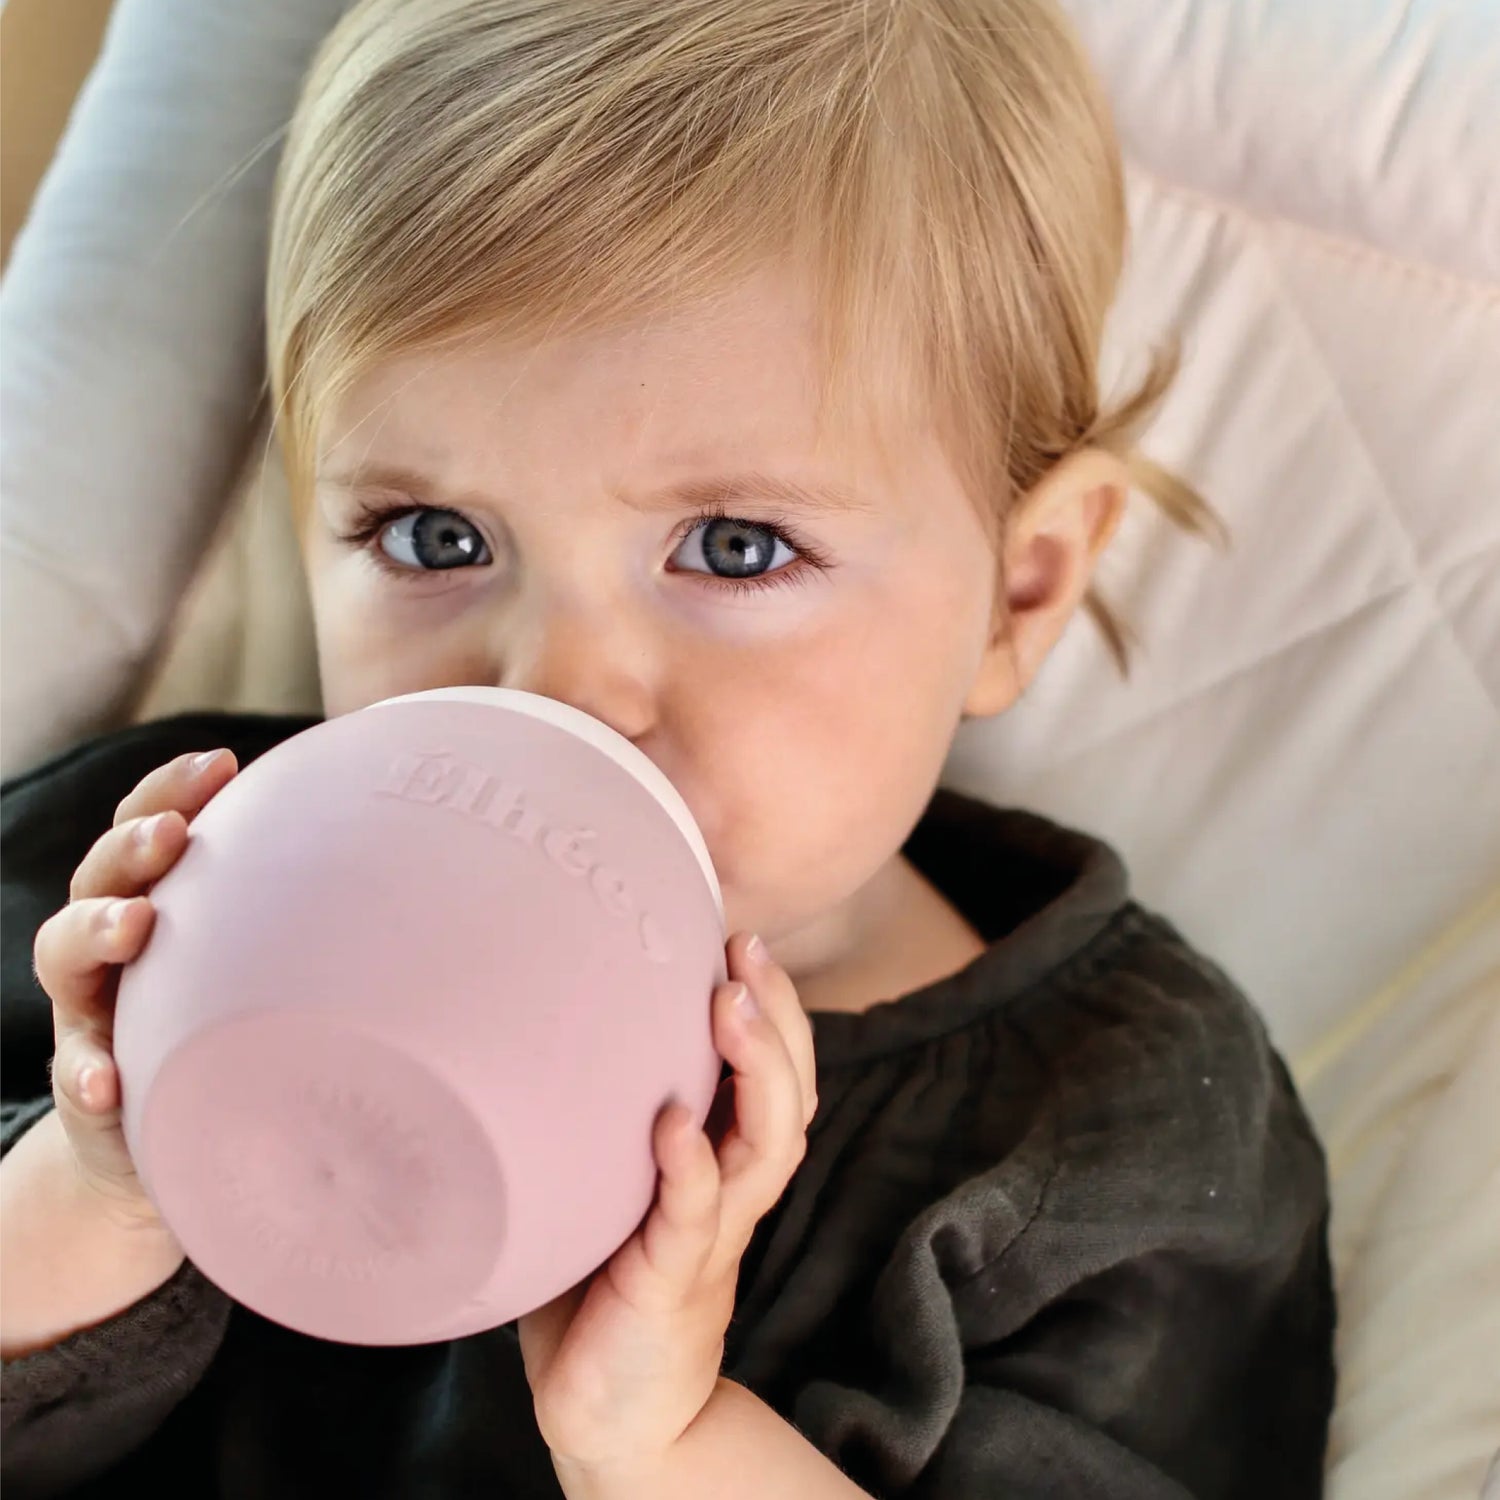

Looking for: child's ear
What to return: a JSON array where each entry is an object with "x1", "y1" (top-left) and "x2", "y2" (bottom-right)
[{"x1": 962, "y1": 447, "x2": 1128, "y2": 719}]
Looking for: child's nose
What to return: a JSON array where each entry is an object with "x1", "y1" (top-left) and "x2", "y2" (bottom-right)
[{"x1": 495, "y1": 598, "x2": 658, "y2": 745}]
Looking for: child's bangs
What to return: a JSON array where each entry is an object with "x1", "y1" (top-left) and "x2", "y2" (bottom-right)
[{"x1": 268, "y1": 0, "x2": 937, "y2": 512}]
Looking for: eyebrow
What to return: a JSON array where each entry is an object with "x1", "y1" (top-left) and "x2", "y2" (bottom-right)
[{"x1": 316, "y1": 462, "x2": 875, "y2": 517}]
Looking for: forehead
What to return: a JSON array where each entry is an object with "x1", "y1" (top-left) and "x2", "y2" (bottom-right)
[{"x1": 318, "y1": 265, "x2": 919, "y2": 484}]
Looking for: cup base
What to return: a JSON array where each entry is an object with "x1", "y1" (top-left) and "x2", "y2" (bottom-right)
[{"x1": 135, "y1": 1010, "x2": 508, "y2": 1345}]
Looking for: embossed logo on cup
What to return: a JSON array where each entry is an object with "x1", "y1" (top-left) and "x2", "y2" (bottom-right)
[
  {"x1": 374, "y1": 750, "x2": 674, "y2": 964},
  {"x1": 217, "y1": 1078, "x2": 434, "y2": 1282}
]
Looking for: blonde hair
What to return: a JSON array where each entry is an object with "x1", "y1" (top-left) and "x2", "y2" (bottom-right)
[{"x1": 267, "y1": 0, "x2": 1216, "y2": 667}]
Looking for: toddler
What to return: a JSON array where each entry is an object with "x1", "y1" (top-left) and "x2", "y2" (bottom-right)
[{"x1": 0, "y1": 1, "x2": 1334, "y2": 1496}]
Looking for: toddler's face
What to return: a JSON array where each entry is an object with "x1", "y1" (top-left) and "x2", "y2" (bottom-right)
[{"x1": 304, "y1": 264, "x2": 1012, "y2": 976}]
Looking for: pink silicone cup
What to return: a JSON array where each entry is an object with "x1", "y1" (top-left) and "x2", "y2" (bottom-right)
[{"x1": 113, "y1": 688, "x2": 725, "y2": 1345}]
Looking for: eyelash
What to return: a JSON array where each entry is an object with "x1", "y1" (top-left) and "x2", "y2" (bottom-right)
[{"x1": 334, "y1": 498, "x2": 832, "y2": 596}]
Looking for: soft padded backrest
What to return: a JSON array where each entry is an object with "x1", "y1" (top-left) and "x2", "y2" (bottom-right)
[{"x1": 0, "y1": 0, "x2": 349, "y2": 777}]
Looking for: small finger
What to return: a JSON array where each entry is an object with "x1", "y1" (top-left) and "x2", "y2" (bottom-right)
[
  {"x1": 713, "y1": 982, "x2": 806, "y2": 1222},
  {"x1": 51, "y1": 1030, "x2": 122, "y2": 1130},
  {"x1": 615, "y1": 1104, "x2": 721, "y2": 1305},
  {"x1": 651, "y1": 1103, "x2": 721, "y2": 1252},
  {"x1": 70, "y1": 1041, "x2": 120, "y2": 1115},
  {"x1": 729, "y1": 934, "x2": 818, "y2": 1125},
  {"x1": 111, "y1": 748, "x2": 237, "y2": 829},
  {"x1": 69, "y1": 811, "x2": 188, "y2": 903},
  {"x1": 34, "y1": 897, "x2": 154, "y2": 1028},
  {"x1": 47, "y1": 1034, "x2": 161, "y2": 1231}
]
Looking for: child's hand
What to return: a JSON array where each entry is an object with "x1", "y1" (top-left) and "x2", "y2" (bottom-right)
[
  {"x1": 31, "y1": 747, "x2": 239, "y2": 1232},
  {"x1": 518, "y1": 931, "x2": 818, "y2": 1481}
]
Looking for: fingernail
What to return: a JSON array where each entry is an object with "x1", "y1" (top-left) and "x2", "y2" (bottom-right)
[
  {"x1": 77, "y1": 1065, "x2": 100, "y2": 1107},
  {"x1": 102, "y1": 898, "x2": 134, "y2": 933},
  {"x1": 745, "y1": 933, "x2": 767, "y2": 964},
  {"x1": 190, "y1": 750, "x2": 223, "y2": 775},
  {"x1": 134, "y1": 813, "x2": 167, "y2": 847},
  {"x1": 730, "y1": 981, "x2": 759, "y2": 1019}
]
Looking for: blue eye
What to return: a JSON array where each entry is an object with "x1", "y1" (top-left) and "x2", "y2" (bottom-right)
[
  {"x1": 378, "y1": 509, "x2": 491, "y2": 571},
  {"x1": 672, "y1": 516, "x2": 798, "y2": 582}
]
